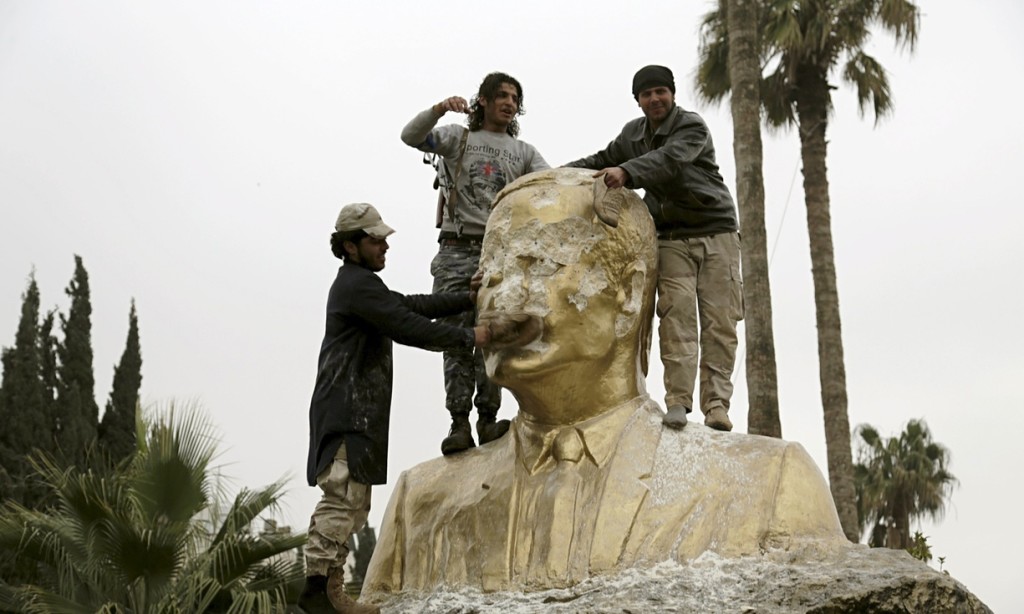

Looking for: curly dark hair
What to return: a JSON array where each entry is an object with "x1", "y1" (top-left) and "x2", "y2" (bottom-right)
[
  {"x1": 467, "y1": 72, "x2": 524, "y2": 137},
  {"x1": 330, "y1": 229, "x2": 368, "y2": 261}
]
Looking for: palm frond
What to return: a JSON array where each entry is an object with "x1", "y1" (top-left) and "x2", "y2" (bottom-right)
[
  {"x1": 131, "y1": 403, "x2": 216, "y2": 525},
  {"x1": 0, "y1": 401, "x2": 299, "y2": 613},
  {"x1": 205, "y1": 531, "x2": 306, "y2": 589},
  {"x1": 12, "y1": 585, "x2": 96, "y2": 614},
  {"x1": 763, "y1": 0, "x2": 804, "y2": 52},
  {"x1": 842, "y1": 50, "x2": 893, "y2": 122},
  {"x1": 760, "y1": 65, "x2": 797, "y2": 129},
  {"x1": 878, "y1": 0, "x2": 920, "y2": 50},
  {"x1": 695, "y1": 4, "x2": 732, "y2": 106}
]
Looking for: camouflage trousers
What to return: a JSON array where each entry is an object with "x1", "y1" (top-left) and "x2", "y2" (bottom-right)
[
  {"x1": 305, "y1": 443, "x2": 371, "y2": 578},
  {"x1": 429, "y1": 243, "x2": 502, "y2": 417},
  {"x1": 657, "y1": 232, "x2": 744, "y2": 414}
]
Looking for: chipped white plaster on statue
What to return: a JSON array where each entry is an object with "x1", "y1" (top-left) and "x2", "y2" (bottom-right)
[
  {"x1": 553, "y1": 168, "x2": 590, "y2": 187},
  {"x1": 568, "y1": 266, "x2": 608, "y2": 311},
  {"x1": 527, "y1": 187, "x2": 561, "y2": 209},
  {"x1": 483, "y1": 216, "x2": 607, "y2": 317}
]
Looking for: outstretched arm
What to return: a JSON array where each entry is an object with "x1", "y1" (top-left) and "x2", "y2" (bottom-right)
[
  {"x1": 564, "y1": 140, "x2": 622, "y2": 172},
  {"x1": 401, "y1": 96, "x2": 469, "y2": 153}
]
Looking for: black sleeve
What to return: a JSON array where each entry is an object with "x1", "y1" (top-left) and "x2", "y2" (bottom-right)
[
  {"x1": 350, "y1": 274, "x2": 474, "y2": 350},
  {"x1": 399, "y1": 291, "x2": 474, "y2": 319}
]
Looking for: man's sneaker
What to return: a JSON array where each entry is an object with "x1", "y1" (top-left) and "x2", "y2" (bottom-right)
[
  {"x1": 663, "y1": 405, "x2": 689, "y2": 430},
  {"x1": 704, "y1": 407, "x2": 733, "y2": 432},
  {"x1": 441, "y1": 414, "x2": 476, "y2": 455}
]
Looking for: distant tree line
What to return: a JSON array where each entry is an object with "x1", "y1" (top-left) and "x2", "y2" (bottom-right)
[{"x1": 0, "y1": 255, "x2": 142, "y2": 584}]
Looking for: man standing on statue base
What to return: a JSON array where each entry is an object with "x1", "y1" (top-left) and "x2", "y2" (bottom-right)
[{"x1": 565, "y1": 64, "x2": 743, "y2": 432}]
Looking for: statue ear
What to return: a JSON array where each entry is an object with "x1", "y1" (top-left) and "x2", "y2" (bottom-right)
[
  {"x1": 615, "y1": 260, "x2": 654, "y2": 376},
  {"x1": 615, "y1": 260, "x2": 647, "y2": 335}
]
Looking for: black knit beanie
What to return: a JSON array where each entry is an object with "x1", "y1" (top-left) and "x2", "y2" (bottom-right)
[{"x1": 632, "y1": 65, "x2": 675, "y2": 99}]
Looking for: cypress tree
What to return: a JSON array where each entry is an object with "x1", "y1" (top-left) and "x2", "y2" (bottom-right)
[
  {"x1": 0, "y1": 274, "x2": 48, "y2": 506},
  {"x1": 56, "y1": 255, "x2": 98, "y2": 468},
  {"x1": 38, "y1": 309, "x2": 60, "y2": 456},
  {"x1": 98, "y1": 300, "x2": 142, "y2": 466}
]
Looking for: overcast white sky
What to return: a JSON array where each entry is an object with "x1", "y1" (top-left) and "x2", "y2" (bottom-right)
[{"x1": 1, "y1": 1, "x2": 1022, "y2": 610}]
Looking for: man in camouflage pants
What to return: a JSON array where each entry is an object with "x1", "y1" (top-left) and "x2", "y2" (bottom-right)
[
  {"x1": 429, "y1": 244, "x2": 500, "y2": 451},
  {"x1": 402, "y1": 72, "x2": 549, "y2": 454}
]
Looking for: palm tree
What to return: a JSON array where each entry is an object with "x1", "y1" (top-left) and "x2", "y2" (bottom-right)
[
  {"x1": 724, "y1": 0, "x2": 782, "y2": 438},
  {"x1": 695, "y1": 0, "x2": 921, "y2": 541},
  {"x1": 0, "y1": 403, "x2": 305, "y2": 613},
  {"x1": 854, "y1": 419, "x2": 957, "y2": 550}
]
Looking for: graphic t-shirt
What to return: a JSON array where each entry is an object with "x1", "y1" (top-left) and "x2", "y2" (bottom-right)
[{"x1": 403, "y1": 108, "x2": 549, "y2": 237}]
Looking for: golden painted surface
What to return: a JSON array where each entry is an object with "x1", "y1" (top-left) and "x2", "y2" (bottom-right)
[{"x1": 363, "y1": 168, "x2": 845, "y2": 595}]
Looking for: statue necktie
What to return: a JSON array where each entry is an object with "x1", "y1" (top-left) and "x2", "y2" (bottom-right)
[{"x1": 541, "y1": 428, "x2": 585, "y2": 577}]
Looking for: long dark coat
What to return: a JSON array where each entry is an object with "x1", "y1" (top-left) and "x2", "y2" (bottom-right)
[{"x1": 306, "y1": 261, "x2": 474, "y2": 486}]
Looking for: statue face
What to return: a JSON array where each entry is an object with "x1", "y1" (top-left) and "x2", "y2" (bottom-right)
[{"x1": 477, "y1": 170, "x2": 626, "y2": 383}]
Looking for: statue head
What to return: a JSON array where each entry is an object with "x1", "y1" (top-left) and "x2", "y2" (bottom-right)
[{"x1": 477, "y1": 168, "x2": 657, "y2": 424}]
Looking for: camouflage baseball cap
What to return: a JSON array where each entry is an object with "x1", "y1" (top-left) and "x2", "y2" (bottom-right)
[{"x1": 334, "y1": 203, "x2": 395, "y2": 239}]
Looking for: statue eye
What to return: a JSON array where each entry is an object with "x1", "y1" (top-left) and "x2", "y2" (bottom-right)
[{"x1": 486, "y1": 271, "x2": 503, "y2": 287}]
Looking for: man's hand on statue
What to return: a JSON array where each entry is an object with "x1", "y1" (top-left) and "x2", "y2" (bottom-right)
[
  {"x1": 593, "y1": 167, "x2": 629, "y2": 189},
  {"x1": 469, "y1": 270, "x2": 484, "y2": 303},
  {"x1": 434, "y1": 96, "x2": 470, "y2": 115},
  {"x1": 472, "y1": 324, "x2": 492, "y2": 348},
  {"x1": 482, "y1": 312, "x2": 543, "y2": 349}
]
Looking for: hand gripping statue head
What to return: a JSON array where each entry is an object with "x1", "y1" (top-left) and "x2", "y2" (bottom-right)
[{"x1": 476, "y1": 168, "x2": 658, "y2": 425}]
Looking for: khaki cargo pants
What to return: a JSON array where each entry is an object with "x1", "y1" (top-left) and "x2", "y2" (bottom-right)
[
  {"x1": 305, "y1": 443, "x2": 372, "y2": 577},
  {"x1": 657, "y1": 231, "x2": 743, "y2": 415}
]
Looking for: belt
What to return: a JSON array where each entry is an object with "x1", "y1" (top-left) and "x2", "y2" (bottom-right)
[
  {"x1": 658, "y1": 228, "x2": 729, "y2": 241},
  {"x1": 656, "y1": 226, "x2": 692, "y2": 240},
  {"x1": 439, "y1": 235, "x2": 484, "y2": 247}
]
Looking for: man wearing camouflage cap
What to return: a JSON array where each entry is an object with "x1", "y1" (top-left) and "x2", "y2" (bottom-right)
[
  {"x1": 299, "y1": 203, "x2": 492, "y2": 614},
  {"x1": 565, "y1": 65, "x2": 743, "y2": 433}
]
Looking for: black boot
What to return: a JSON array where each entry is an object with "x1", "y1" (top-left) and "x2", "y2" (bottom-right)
[
  {"x1": 477, "y1": 411, "x2": 510, "y2": 445},
  {"x1": 297, "y1": 575, "x2": 335, "y2": 614},
  {"x1": 441, "y1": 413, "x2": 476, "y2": 455}
]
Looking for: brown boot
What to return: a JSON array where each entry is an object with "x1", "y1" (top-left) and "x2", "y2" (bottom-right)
[
  {"x1": 704, "y1": 407, "x2": 733, "y2": 432},
  {"x1": 327, "y1": 569, "x2": 380, "y2": 614},
  {"x1": 297, "y1": 575, "x2": 335, "y2": 614}
]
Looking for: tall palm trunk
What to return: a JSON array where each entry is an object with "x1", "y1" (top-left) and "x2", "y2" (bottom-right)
[
  {"x1": 795, "y1": 66, "x2": 858, "y2": 542},
  {"x1": 892, "y1": 499, "x2": 912, "y2": 549},
  {"x1": 726, "y1": 0, "x2": 781, "y2": 437}
]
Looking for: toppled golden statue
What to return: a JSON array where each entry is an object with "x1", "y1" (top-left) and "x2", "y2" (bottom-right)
[{"x1": 363, "y1": 168, "x2": 845, "y2": 595}]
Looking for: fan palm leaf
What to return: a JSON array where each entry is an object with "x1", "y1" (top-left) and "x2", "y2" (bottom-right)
[{"x1": 0, "y1": 401, "x2": 304, "y2": 613}]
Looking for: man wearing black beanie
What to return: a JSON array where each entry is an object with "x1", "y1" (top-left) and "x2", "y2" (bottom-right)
[{"x1": 565, "y1": 64, "x2": 742, "y2": 434}]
